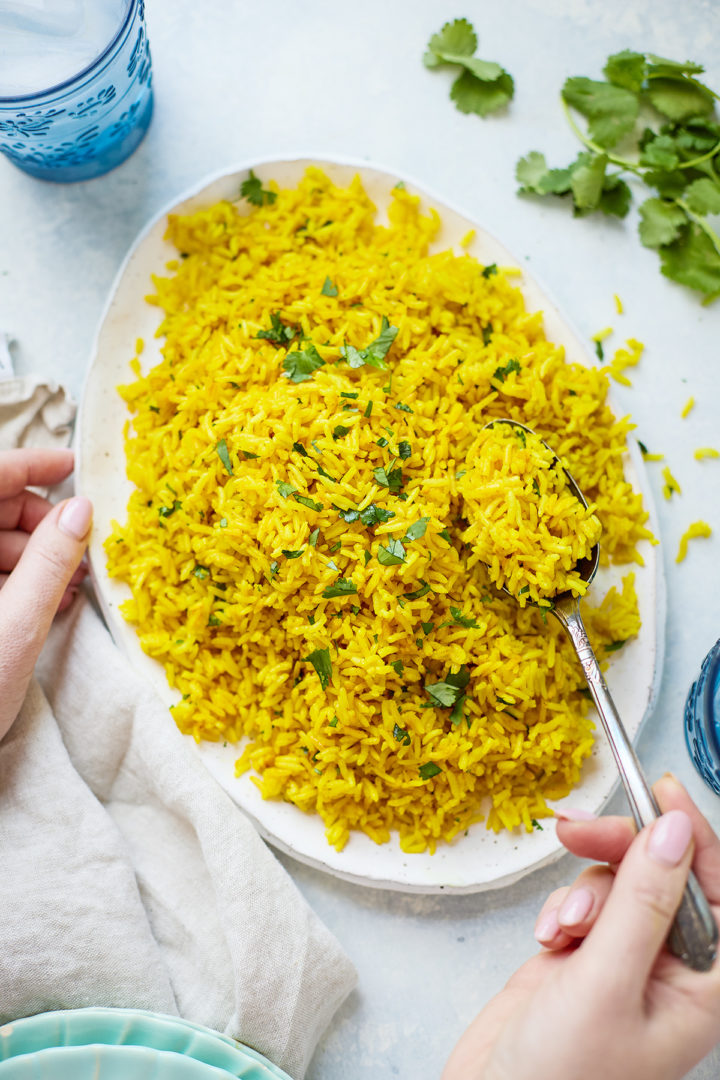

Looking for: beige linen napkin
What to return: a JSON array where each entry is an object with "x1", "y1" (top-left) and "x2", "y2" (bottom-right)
[{"x1": 0, "y1": 380, "x2": 355, "y2": 1079}]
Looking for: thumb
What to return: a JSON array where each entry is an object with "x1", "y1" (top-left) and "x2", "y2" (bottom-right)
[
  {"x1": 0, "y1": 496, "x2": 92, "y2": 738},
  {"x1": 579, "y1": 809, "x2": 694, "y2": 992}
]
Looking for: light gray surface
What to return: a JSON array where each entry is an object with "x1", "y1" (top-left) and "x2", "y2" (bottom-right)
[{"x1": 1, "y1": 1, "x2": 719, "y2": 1076}]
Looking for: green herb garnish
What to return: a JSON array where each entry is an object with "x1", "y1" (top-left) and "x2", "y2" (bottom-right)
[
  {"x1": 340, "y1": 315, "x2": 399, "y2": 370},
  {"x1": 405, "y1": 580, "x2": 431, "y2": 601},
  {"x1": 377, "y1": 539, "x2": 406, "y2": 566},
  {"x1": 158, "y1": 500, "x2": 182, "y2": 518},
  {"x1": 393, "y1": 722, "x2": 411, "y2": 746},
  {"x1": 492, "y1": 358, "x2": 521, "y2": 383},
  {"x1": 604, "y1": 638, "x2": 628, "y2": 652},
  {"x1": 423, "y1": 18, "x2": 514, "y2": 118},
  {"x1": 403, "y1": 517, "x2": 429, "y2": 542},
  {"x1": 283, "y1": 344, "x2": 325, "y2": 384},
  {"x1": 373, "y1": 463, "x2": 404, "y2": 492},
  {"x1": 304, "y1": 647, "x2": 333, "y2": 691},
  {"x1": 293, "y1": 493, "x2": 324, "y2": 511},
  {"x1": 322, "y1": 578, "x2": 358, "y2": 599},
  {"x1": 419, "y1": 761, "x2": 442, "y2": 780},
  {"x1": 282, "y1": 549, "x2": 304, "y2": 559},
  {"x1": 240, "y1": 169, "x2": 277, "y2": 207},
  {"x1": 276, "y1": 480, "x2": 297, "y2": 499},
  {"x1": 215, "y1": 439, "x2": 234, "y2": 475},
  {"x1": 517, "y1": 51, "x2": 720, "y2": 301},
  {"x1": 257, "y1": 311, "x2": 296, "y2": 345},
  {"x1": 398, "y1": 440, "x2": 412, "y2": 459},
  {"x1": 321, "y1": 276, "x2": 338, "y2": 297}
]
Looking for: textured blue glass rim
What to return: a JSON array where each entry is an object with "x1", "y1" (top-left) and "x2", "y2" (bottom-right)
[
  {"x1": 702, "y1": 641, "x2": 720, "y2": 761},
  {"x1": 0, "y1": 0, "x2": 136, "y2": 105}
]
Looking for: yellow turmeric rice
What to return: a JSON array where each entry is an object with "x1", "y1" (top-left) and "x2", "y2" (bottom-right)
[
  {"x1": 459, "y1": 422, "x2": 602, "y2": 606},
  {"x1": 105, "y1": 167, "x2": 650, "y2": 853}
]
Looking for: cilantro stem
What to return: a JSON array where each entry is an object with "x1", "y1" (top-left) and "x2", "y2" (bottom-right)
[
  {"x1": 561, "y1": 99, "x2": 643, "y2": 176},
  {"x1": 677, "y1": 140, "x2": 720, "y2": 172},
  {"x1": 675, "y1": 197, "x2": 720, "y2": 258}
]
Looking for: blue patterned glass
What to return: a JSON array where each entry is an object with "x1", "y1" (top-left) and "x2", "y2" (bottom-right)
[
  {"x1": 684, "y1": 638, "x2": 720, "y2": 796},
  {"x1": 0, "y1": 0, "x2": 153, "y2": 182}
]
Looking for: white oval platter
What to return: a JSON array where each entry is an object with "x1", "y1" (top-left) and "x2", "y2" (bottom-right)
[{"x1": 77, "y1": 155, "x2": 665, "y2": 894}]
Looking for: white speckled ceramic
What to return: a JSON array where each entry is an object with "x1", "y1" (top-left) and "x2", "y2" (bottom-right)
[{"x1": 77, "y1": 156, "x2": 665, "y2": 894}]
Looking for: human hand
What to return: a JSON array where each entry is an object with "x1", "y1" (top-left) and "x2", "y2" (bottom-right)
[
  {"x1": 442, "y1": 775, "x2": 720, "y2": 1080},
  {"x1": 0, "y1": 448, "x2": 92, "y2": 742}
]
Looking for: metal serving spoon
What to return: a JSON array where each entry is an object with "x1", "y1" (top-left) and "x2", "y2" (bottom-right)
[{"x1": 484, "y1": 419, "x2": 718, "y2": 972}]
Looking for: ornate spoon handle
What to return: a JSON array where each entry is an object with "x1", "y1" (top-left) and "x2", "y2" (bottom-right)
[{"x1": 554, "y1": 598, "x2": 718, "y2": 972}]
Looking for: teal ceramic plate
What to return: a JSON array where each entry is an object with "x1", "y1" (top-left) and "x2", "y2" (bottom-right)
[
  {"x1": 0, "y1": 1044, "x2": 238, "y2": 1079},
  {"x1": 0, "y1": 1010, "x2": 290, "y2": 1079}
]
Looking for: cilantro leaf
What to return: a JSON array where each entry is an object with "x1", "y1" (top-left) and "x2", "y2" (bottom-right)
[
  {"x1": 292, "y1": 441, "x2": 309, "y2": 457},
  {"x1": 570, "y1": 151, "x2": 608, "y2": 210},
  {"x1": 604, "y1": 638, "x2": 628, "y2": 653},
  {"x1": 240, "y1": 169, "x2": 277, "y2": 207},
  {"x1": 257, "y1": 311, "x2": 296, "y2": 345},
  {"x1": 304, "y1": 647, "x2": 333, "y2": 690},
  {"x1": 158, "y1": 500, "x2": 182, "y2": 518},
  {"x1": 424, "y1": 18, "x2": 514, "y2": 118},
  {"x1": 685, "y1": 178, "x2": 720, "y2": 216},
  {"x1": 659, "y1": 223, "x2": 720, "y2": 300},
  {"x1": 646, "y1": 77, "x2": 715, "y2": 121},
  {"x1": 215, "y1": 439, "x2": 234, "y2": 476},
  {"x1": 332, "y1": 425, "x2": 351, "y2": 440},
  {"x1": 425, "y1": 665, "x2": 470, "y2": 707},
  {"x1": 423, "y1": 18, "x2": 477, "y2": 66},
  {"x1": 293, "y1": 493, "x2": 324, "y2": 511},
  {"x1": 450, "y1": 70, "x2": 514, "y2": 117},
  {"x1": 393, "y1": 722, "x2": 411, "y2": 746},
  {"x1": 403, "y1": 517, "x2": 429, "y2": 542},
  {"x1": 322, "y1": 578, "x2": 358, "y2": 599},
  {"x1": 373, "y1": 464, "x2": 404, "y2": 492},
  {"x1": 603, "y1": 49, "x2": 646, "y2": 93},
  {"x1": 340, "y1": 316, "x2": 398, "y2": 371},
  {"x1": 309, "y1": 528, "x2": 319, "y2": 547},
  {"x1": 419, "y1": 762, "x2": 442, "y2": 780},
  {"x1": 282, "y1": 549, "x2": 304, "y2": 559},
  {"x1": 516, "y1": 152, "x2": 572, "y2": 195},
  {"x1": 377, "y1": 539, "x2": 406, "y2": 566},
  {"x1": 638, "y1": 198, "x2": 687, "y2": 248},
  {"x1": 562, "y1": 76, "x2": 639, "y2": 148},
  {"x1": 398, "y1": 440, "x2": 412, "y2": 459},
  {"x1": 276, "y1": 480, "x2": 297, "y2": 499},
  {"x1": 450, "y1": 607, "x2": 480, "y2": 628},
  {"x1": 597, "y1": 174, "x2": 632, "y2": 217},
  {"x1": 493, "y1": 358, "x2": 521, "y2": 383},
  {"x1": 638, "y1": 132, "x2": 680, "y2": 171},
  {"x1": 283, "y1": 344, "x2": 325, "y2": 384},
  {"x1": 405, "y1": 581, "x2": 431, "y2": 601},
  {"x1": 321, "y1": 276, "x2": 338, "y2": 297},
  {"x1": 359, "y1": 503, "x2": 395, "y2": 527}
]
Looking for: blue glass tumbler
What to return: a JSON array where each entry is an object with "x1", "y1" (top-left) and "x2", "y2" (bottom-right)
[
  {"x1": 684, "y1": 639, "x2": 720, "y2": 796},
  {"x1": 0, "y1": 0, "x2": 153, "y2": 182}
]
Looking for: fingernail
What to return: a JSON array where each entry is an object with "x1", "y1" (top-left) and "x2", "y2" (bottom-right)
[
  {"x1": 558, "y1": 886, "x2": 594, "y2": 927},
  {"x1": 534, "y1": 908, "x2": 560, "y2": 944},
  {"x1": 554, "y1": 807, "x2": 596, "y2": 822},
  {"x1": 648, "y1": 809, "x2": 693, "y2": 867},
  {"x1": 58, "y1": 496, "x2": 93, "y2": 541}
]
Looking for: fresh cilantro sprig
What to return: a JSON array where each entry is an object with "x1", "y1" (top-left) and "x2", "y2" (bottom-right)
[
  {"x1": 517, "y1": 50, "x2": 720, "y2": 301},
  {"x1": 240, "y1": 169, "x2": 277, "y2": 207},
  {"x1": 424, "y1": 18, "x2": 514, "y2": 118},
  {"x1": 340, "y1": 316, "x2": 398, "y2": 371}
]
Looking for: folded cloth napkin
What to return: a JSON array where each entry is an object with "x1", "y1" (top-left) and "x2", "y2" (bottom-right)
[
  {"x1": 0, "y1": 374, "x2": 75, "y2": 453},
  {"x1": 0, "y1": 381, "x2": 356, "y2": 1079}
]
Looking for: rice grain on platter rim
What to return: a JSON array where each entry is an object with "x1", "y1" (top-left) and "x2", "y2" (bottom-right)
[{"x1": 105, "y1": 167, "x2": 650, "y2": 854}]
